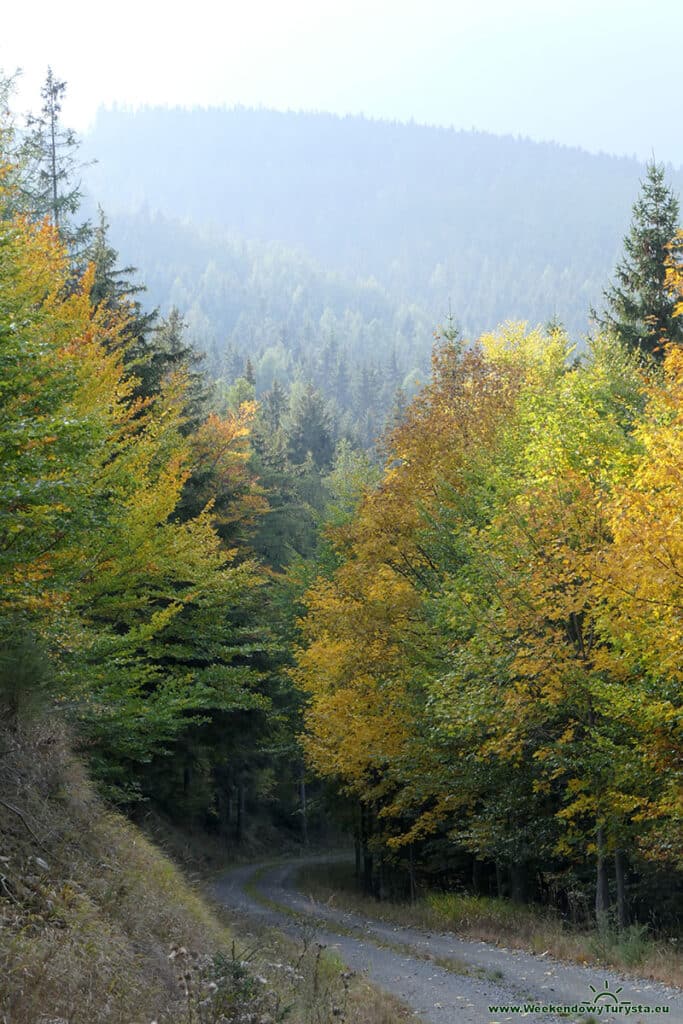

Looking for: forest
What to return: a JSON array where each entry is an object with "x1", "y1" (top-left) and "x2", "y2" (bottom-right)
[
  {"x1": 81, "y1": 106, "x2": 683, "y2": 448},
  {"x1": 1, "y1": 69, "x2": 682, "y2": 1022}
]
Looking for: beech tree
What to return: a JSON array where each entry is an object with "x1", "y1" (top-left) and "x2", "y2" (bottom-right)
[
  {"x1": 0, "y1": 174, "x2": 267, "y2": 800},
  {"x1": 593, "y1": 342, "x2": 683, "y2": 869},
  {"x1": 294, "y1": 323, "x2": 682, "y2": 921}
]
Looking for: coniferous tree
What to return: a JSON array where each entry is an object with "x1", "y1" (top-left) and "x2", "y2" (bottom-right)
[
  {"x1": 0, "y1": 71, "x2": 26, "y2": 217},
  {"x1": 249, "y1": 425, "x2": 317, "y2": 569},
  {"x1": 284, "y1": 382, "x2": 336, "y2": 469},
  {"x1": 89, "y1": 207, "x2": 144, "y2": 307},
  {"x1": 221, "y1": 344, "x2": 245, "y2": 383},
  {"x1": 594, "y1": 162, "x2": 682, "y2": 356},
  {"x1": 21, "y1": 68, "x2": 91, "y2": 253},
  {"x1": 87, "y1": 207, "x2": 157, "y2": 345},
  {"x1": 388, "y1": 386, "x2": 409, "y2": 429},
  {"x1": 244, "y1": 356, "x2": 256, "y2": 386},
  {"x1": 148, "y1": 307, "x2": 209, "y2": 429},
  {"x1": 262, "y1": 379, "x2": 288, "y2": 431}
]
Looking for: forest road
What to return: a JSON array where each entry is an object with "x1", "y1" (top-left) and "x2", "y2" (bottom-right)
[{"x1": 212, "y1": 856, "x2": 683, "y2": 1024}]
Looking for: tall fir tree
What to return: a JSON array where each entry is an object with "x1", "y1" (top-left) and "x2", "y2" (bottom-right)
[
  {"x1": 284, "y1": 381, "x2": 336, "y2": 469},
  {"x1": 594, "y1": 161, "x2": 682, "y2": 356},
  {"x1": 87, "y1": 207, "x2": 157, "y2": 346},
  {"x1": 0, "y1": 71, "x2": 26, "y2": 216},
  {"x1": 262, "y1": 379, "x2": 288, "y2": 431},
  {"x1": 21, "y1": 68, "x2": 91, "y2": 254}
]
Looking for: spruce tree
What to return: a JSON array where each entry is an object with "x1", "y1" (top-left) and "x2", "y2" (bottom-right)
[
  {"x1": 87, "y1": 213, "x2": 208, "y2": 425},
  {"x1": 21, "y1": 68, "x2": 91, "y2": 254},
  {"x1": 150, "y1": 308, "x2": 209, "y2": 431},
  {"x1": 88, "y1": 207, "x2": 147, "y2": 311},
  {"x1": 262, "y1": 379, "x2": 287, "y2": 431},
  {"x1": 594, "y1": 161, "x2": 682, "y2": 356},
  {"x1": 0, "y1": 71, "x2": 25, "y2": 215},
  {"x1": 284, "y1": 382, "x2": 336, "y2": 469}
]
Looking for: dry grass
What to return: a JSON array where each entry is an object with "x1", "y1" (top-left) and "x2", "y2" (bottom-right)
[
  {"x1": 0, "y1": 718, "x2": 231, "y2": 1023},
  {"x1": 200, "y1": 915, "x2": 412, "y2": 1024},
  {"x1": 297, "y1": 862, "x2": 683, "y2": 989},
  {"x1": 0, "y1": 719, "x2": 409, "y2": 1024}
]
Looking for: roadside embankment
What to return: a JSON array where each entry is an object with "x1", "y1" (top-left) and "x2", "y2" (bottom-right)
[{"x1": 0, "y1": 720, "x2": 406, "y2": 1024}]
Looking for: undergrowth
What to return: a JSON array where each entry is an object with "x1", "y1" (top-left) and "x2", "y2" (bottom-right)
[
  {"x1": 0, "y1": 720, "x2": 406, "y2": 1024},
  {"x1": 297, "y1": 861, "x2": 683, "y2": 989}
]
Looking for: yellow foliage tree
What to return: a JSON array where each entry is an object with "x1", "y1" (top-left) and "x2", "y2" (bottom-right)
[{"x1": 0, "y1": 192, "x2": 265, "y2": 794}]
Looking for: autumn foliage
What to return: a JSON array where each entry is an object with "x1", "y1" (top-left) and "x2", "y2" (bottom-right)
[
  {"x1": 294, "y1": 321, "x2": 682, "y2": 916},
  {"x1": 0, "y1": 194, "x2": 266, "y2": 796}
]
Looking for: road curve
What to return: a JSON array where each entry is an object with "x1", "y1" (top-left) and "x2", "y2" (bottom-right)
[{"x1": 212, "y1": 857, "x2": 683, "y2": 1024}]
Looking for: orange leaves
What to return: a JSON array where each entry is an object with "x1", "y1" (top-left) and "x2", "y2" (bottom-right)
[
  {"x1": 665, "y1": 229, "x2": 683, "y2": 319},
  {"x1": 193, "y1": 404, "x2": 256, "y2": 465},
  {"x1": 186, "y1": 402, "x2": 266, "y2": 539},
  {"x1": 294, "y1": 558, "x2": 418, "y2": 792},
  {"x1": 595, "y1": 343, "x2": 683, "y2": 678},
  {"x1": 293, "y1": 336, "x2": 525, "y2": 824},
  {"x1": 295, "y1": 322, "x2": 683, "y2": 866}
]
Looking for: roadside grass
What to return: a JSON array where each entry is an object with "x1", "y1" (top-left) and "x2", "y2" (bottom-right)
[
  {"x1": 209, "y1": 910, "x2": 412, "y2": 1024},
  {"x1": 241, "y1": 863, "x2": 536, "y2": 986},
  {"x1": 296, "y1": 861, "x2": 683, "y2": 989},
  {"x1": 0, "y1": 718, "x2": 223, "y2": 1024},
  {"x1": 0, "y1": 720, "x2": 410, "y2": 1024}
]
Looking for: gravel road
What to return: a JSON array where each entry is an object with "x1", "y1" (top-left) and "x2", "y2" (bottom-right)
[{"x1": 212, "y1": 857, "x2": 683, "y2": 1024}]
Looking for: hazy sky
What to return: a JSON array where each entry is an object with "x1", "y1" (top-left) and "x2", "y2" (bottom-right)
[{"x1": 3, "y1": 0, "x2": 682, "y2": 165}]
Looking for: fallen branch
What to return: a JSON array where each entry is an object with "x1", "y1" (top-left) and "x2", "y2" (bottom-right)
[
  {"x1": 0, "y1": 874, "x2": 18, "y2": 905},
  {"x1": 0, "y1": 798, "x2": 47, "y2": 850}
]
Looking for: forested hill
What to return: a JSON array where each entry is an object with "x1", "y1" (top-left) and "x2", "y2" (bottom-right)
[
  {"x1": 91, "y1": 207, "x2": 436, "y2": 397},
  {"x1": 83, "y1": 106, "x2": 682, "y2": 344}
]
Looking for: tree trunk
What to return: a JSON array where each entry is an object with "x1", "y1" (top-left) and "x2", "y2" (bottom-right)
[
  {"x1": 472, "y1": 856, "x2": 482, "y2": 895},
  {"x1": 595, "y1": 826, "x2": 610, "y2": 926},
  {"x1": 374, "y1": 854, "x2": 385, "y2": 902},
  {"x1": 510, "y1": 862, "x2": 528, "y2": 904},
  {"x1": 615, "y1": 848, "x2": 628, "y2": 930},
  {"x1": 354, "y1": 806, "x2": 361, "y2": 882},
  {"x1": 360, "y1": 803, "x2": 373, "y2": 895},
  {"x1": 235, "y1": 782, "x2": 245, "y2": 842},
  {"x1": 409, "y1": 844, "x2": 417, "y2": 904},
  {"x1": 299, "y1": 772, "x2": 308, "y2": 847},
  {"x1": 49, "y1": 98, "x2": 59, "y2": 227}
]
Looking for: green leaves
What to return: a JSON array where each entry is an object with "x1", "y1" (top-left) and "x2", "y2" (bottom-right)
[
  {"x1": 0, "y1": 187, "x2": 270, "y2": 800},
  {"x1": 295, "y1": 321, "x2": 682, "y2": 903}
]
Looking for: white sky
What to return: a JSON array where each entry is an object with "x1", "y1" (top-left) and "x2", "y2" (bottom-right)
[{"x1": 3, "y1": 0, "x2": 683, "y2": 164}]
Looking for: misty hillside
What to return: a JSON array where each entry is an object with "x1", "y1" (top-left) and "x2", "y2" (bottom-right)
[
  {"x1": 83, "y1": 106, "x2": 681, "y2": 351},
  {"x1": 98, "y1": 208, "x2": 435, "y2": 390}
]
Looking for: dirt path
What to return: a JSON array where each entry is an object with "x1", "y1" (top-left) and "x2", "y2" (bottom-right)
[{"x1": 212, "y1": 858, "x2": 683, "y2": 1024}]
